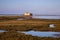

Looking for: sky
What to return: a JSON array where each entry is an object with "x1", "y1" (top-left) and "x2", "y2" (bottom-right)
[{"x1": 0, "y1": 0, "x2": 60, "y2": 15}]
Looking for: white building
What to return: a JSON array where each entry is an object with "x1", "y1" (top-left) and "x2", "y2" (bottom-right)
[{"x1": 24, "y1": 12, "x2": 32, "y2": 19}]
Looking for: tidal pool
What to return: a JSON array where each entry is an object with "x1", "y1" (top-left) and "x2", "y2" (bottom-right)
[{"x1": 18, "y1": 30, "x2": 60, "y2": 38}]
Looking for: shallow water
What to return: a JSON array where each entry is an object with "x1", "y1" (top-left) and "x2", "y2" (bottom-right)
[
  {"x1": 32, "y1": 16, "x2": 60, "y2": 19},
  {"x1": 18, "y1": 30, "x2": 60, "y2": 38}
]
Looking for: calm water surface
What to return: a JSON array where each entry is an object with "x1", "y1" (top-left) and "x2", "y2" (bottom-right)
[
  {"x1": 32, "y1": 16, "x2": 60, "y2": 19},
  {"x1": 18, "y1": 30, "x2": 60, "y2": 38}
]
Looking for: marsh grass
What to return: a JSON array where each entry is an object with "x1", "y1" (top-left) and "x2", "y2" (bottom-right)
[
  {"x1": 0, "y1": 23, "x2": 60, "y2": 31},
  {"x1": 0, "y1": 16, "x2": 60, "y2": 31},
  {"x1": 0, "y1": 31, "x2": 60, "y2": 40}
]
